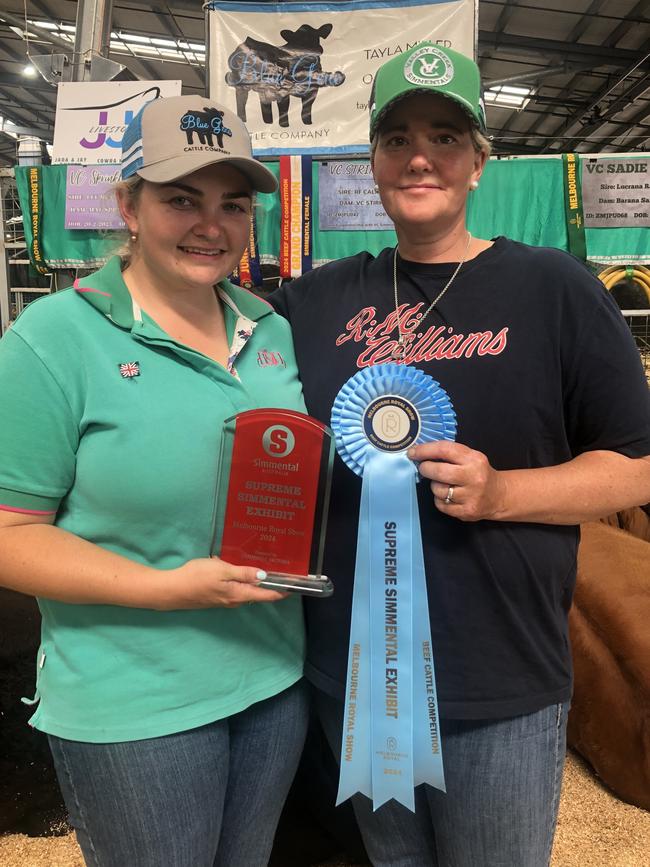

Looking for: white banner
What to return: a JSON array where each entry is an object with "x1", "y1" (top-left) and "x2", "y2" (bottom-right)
[
  {"x1": 206, "y1": 0, "x2": 476, "y2": 155},
  {"x1": 52, "y1": 80, "x2": 182, "y2": 165}
]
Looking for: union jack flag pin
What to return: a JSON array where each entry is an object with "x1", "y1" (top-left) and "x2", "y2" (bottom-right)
[{"x1": 118, "y1": 361, "x2": 140, "y2": 379}]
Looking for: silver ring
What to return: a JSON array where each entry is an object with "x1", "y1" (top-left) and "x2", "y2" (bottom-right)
[{"x1": 444, "y1": 485, "x2": 454, "y2": 504}]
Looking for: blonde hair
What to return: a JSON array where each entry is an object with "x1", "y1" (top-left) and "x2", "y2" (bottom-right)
[
  {"x1": 471, "y1": 128, "x2": 492, "y2": 159},
  {"x1": 111, "y1": 175, "x2": 145, "y2": 264}
]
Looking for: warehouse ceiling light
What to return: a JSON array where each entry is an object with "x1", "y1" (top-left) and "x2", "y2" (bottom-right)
[
  {"x1": 29, "y1": 20, "x2": 206, "y2": 65},
  {"x1": 484, "y1": 84, "x2": 533, "y2": 110}
]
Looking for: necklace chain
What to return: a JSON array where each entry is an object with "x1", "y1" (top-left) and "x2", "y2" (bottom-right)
[{"x1": 392, "y1": 232, "x2": 472, "y2": 360}]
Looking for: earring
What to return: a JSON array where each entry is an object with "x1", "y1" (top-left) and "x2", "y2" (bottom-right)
[
  {"x1": 130, "y1": 233, "x2": 138, "y2": 242},
  {"x1": 470, "y1": 180, "x2": 479, "y2": 191}
]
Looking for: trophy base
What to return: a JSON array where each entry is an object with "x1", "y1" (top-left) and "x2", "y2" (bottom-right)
[{"x1": 258, "y1": 573, "x2": 334, "y2": 597}]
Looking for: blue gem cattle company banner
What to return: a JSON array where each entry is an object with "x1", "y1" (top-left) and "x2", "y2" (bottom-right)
[{"x1": 205, "y1": 0, "x2": 477, "y2": 155}]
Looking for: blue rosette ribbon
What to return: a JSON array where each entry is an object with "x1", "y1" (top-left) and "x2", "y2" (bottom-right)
[{"x1": 331, "y1": 363, "x2": 456, "y2": 812}]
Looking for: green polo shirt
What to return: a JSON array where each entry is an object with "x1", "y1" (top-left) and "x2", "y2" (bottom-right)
[{"x1": 0, "y1": 257, "x2": 307, "y2": 742}]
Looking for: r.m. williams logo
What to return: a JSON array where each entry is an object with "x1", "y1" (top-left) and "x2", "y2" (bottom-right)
[
  {"x1": 179, "y1": 107, "x2": 232, "y2": 148},
  {"x1": 404, "y1": 46, "x2": 454, "y2": 87}
]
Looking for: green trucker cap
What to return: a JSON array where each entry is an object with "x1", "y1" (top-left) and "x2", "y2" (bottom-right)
[{"x1": 369, "y1": 43, "x2": 486, "y2": 139}]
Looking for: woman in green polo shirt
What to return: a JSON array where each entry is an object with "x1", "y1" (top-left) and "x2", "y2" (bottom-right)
[{"x1": 0, "y1": 97, "x2": 308, "y2": 867}]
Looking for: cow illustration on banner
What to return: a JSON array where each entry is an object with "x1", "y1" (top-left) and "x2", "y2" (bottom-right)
[
  {"x1": 207, "y1": 0, "x2": 477, "y2": 155},
  {"x1": 226, "y1": 23, "x2": 345, "y2": 128}
]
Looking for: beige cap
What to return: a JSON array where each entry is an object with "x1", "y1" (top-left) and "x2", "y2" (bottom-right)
[{"x1": 120, "y1": 95, "x2": 277, "y2": 193}]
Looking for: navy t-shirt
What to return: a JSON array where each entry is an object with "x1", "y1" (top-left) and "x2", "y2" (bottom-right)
[{"x1": 270, "y1": 237, "x2": 650, "y2": 719}]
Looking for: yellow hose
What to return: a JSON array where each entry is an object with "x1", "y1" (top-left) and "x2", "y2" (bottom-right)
[{"x1": 598, "y1": 265, "x2": 650, "y2": 305}]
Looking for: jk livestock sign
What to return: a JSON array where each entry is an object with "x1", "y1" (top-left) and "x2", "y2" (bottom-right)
[
  {"x1": 582, "y1": 157, "x2": 650, "y2": 228},
  {"x1": 52, "y1": 81, "x2": 182, "y2": 165},
  {"x1": 206, "y1": 0, "x2": 476, "y2": 155}
]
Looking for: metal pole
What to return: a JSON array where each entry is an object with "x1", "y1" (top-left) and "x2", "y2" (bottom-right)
[
  {"x1": 0, "y1": 174, "x2": 11, "y2": 333},
  {"x1": 72, "y1": 0, "x2": 115, "y2": 81}
]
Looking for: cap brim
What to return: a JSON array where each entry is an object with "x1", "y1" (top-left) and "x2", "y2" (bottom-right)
[
  {"x1": 137, "y1": 153, "x2": 278, "y2": 194},
  {"x1": 370, "y1": 88, "x2": 484, "y2": 139}
]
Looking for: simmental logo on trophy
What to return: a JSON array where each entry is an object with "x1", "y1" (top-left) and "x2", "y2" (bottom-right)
[
  {"x1": 262, "y1": 425, "x2": 295, "y2": 458},
  {"x1": 404, "y1": 46, "x2": 454, "y2": 87},
  {"x1": 179, "y1": 107, "x2": 232, "y2": 148}
]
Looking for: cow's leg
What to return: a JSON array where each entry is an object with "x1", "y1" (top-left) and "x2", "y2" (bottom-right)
[
  {"x1": 259, "y1": 98, "x2": 274, "y2": 125},
  {"x1": 185, "y1": 131, "x2": 193, "y2": 145},
  {"x1": 236, "y1": 88, "x2": 248, "y2": 123},
  {"x1": 301, "y1": 93, "x2": 317, "y2": 125},
  {"x1": 277, "y1": 96, "x2": 290, "y2": 127}
]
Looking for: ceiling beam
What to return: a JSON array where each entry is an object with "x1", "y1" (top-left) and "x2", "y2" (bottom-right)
[
  {"x1": 599, "y1": 0, "x2": 650, "y2": 46},
  {"x1": 565, "y1": 0, "x2": 610, "y2": 44},
  {"x1": 479, "y1": 30, "x2": 642, "y2": 66},
  {"x1": 0, "y1": 72, "x2": 56, "y2": 91},
  {"x1": 0, "y1": 10, "x2": 74, "y2": 53},
  {"x1": 541, "y1": 48, "x2": 650, "y2": 152},
  {"x1": 566, "y1": 91, "x2": 650, "y2": 153},
  {"x1": 0, "y1": 85, "x2": 52, "y2": 126},
  {"x1": 481, "y1": 0, "x2": 648, "y2": 27},
  {"x1": 535, "y1": 0, "x2": 650, "y2": 148}
]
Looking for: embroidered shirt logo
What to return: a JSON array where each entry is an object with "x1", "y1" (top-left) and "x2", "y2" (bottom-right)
[
  {"x1": 404, "y1": 47, "x2": 454, "y2": 87},
  {"x1": 118, "y1": 361, "x2": 140, "y2": 378},
  {"x1": 257, "y1": 349, "x2": 286, "y2": 368}
]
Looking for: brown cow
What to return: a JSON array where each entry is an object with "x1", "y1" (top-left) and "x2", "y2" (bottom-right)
[{"x1": 568, "y1": 508, "x2": 650, "y2": 810}]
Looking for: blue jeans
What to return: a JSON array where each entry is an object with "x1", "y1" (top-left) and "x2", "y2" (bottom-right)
[
  {"x1": 315, "y1": 688, "x2": 569, "y2": 867},
  {"x1": 48, "y1": 680, "x2": 308, "y2": 867}
]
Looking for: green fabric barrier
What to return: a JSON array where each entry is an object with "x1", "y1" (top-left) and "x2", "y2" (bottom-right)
[
  {"x1": 14, "y1": 165, "x2": 115, "y2": 271},
  {"x1": 467, "y1": 158, "x2": 569, "y2": 250},
  {"x1": 15, "y1": 160, "x2": 650, "y2": 271},
  {"x1": 586, "y1": 225, "x2": 650, "y2": 264}
]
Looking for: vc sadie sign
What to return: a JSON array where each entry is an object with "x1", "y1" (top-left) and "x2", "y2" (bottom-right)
[{"x1": 581, "y1": 157, "x2": 650, "y2": 228}]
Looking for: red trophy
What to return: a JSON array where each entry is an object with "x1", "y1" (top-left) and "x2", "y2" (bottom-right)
[{"x1": 212, "y1": 409, "x2": 335, "y2": 596}]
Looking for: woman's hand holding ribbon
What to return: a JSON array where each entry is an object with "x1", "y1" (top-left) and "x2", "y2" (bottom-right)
[{"x1": 408, "y1": 440, "x2": 507, "y2": 522}]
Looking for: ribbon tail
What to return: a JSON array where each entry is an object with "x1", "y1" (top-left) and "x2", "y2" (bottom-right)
[
  {"x1": 411, "y1": 483, "x2": 446, "y2": 793},
  {"x1": 368, "y1": 453, "x2": 415, "y2": 812},
  {"x1": 336, "y1": 473, "x2": 372, "y2": 804}
]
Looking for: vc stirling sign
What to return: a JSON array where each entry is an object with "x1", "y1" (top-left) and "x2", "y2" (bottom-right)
[{"x1": 225, "y1": 24, "x2": 346, "y2": 128}]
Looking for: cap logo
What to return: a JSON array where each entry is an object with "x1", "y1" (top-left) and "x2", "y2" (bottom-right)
[
  {"x1": 179, "y1": 107, "x2": 232, "y2": 150},
  {"x1": 404, "y1": 46, "x2": 453, "y2": 87}
]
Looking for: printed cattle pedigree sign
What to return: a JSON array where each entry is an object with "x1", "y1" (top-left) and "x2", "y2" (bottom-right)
[
  {"x1": 65, "y1": 166, "x2": 124, "y2": 231},
  {"x1": 206, "y1": 0, "x2": 477, "y2": 155},
  {"x1": 318, "y1": 161, "x2": 393, "y2": 230},
  {"x1": 581, "y1": 157, "x2": 650, "y2": 228}
]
